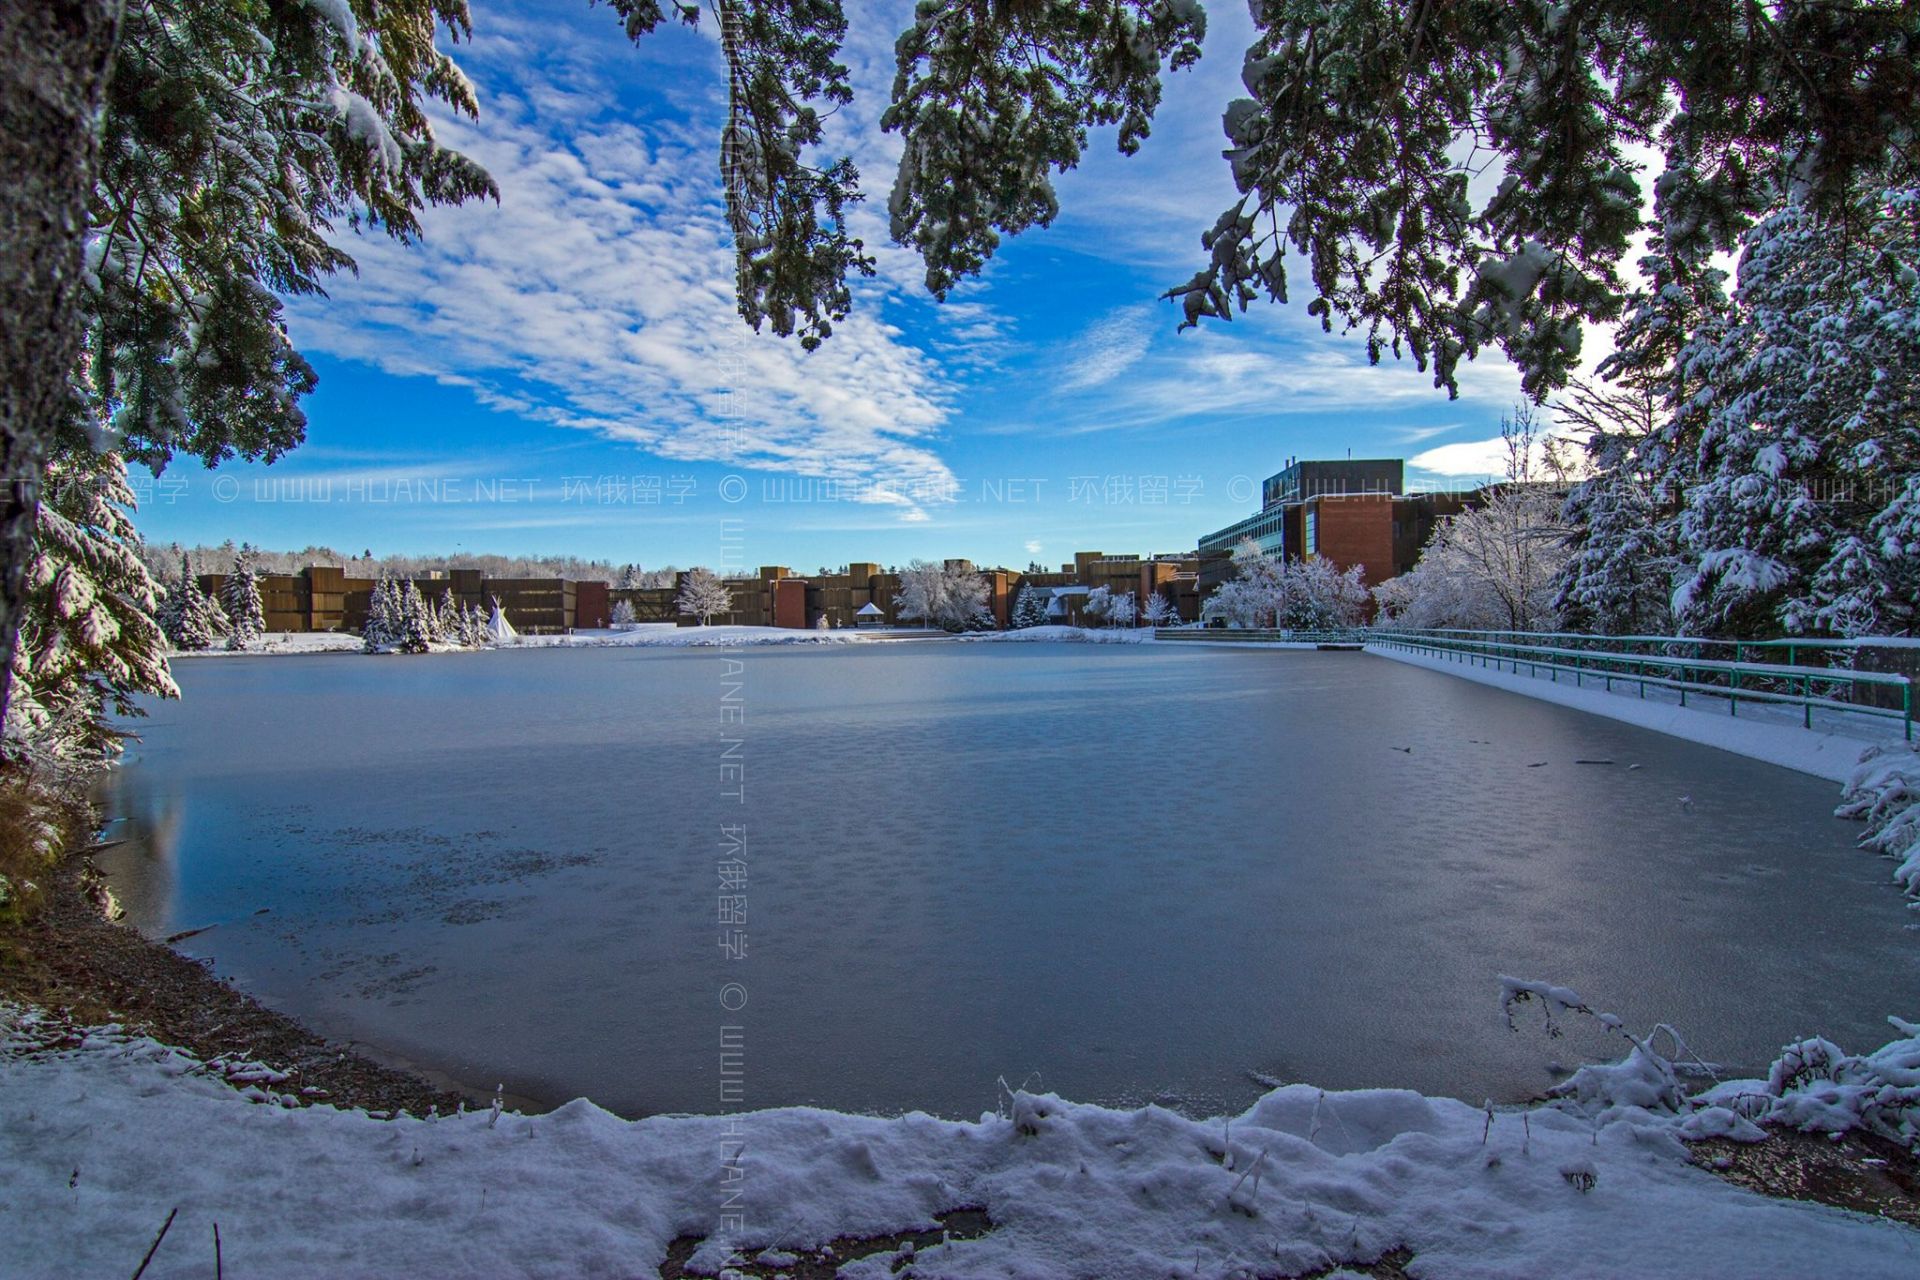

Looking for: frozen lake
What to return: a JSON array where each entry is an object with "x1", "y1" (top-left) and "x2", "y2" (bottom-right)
[{"x1": 101, "y1": 643, "x2": 1920, "y2": 1119}]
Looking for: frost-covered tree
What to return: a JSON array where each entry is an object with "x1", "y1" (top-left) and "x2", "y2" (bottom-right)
[
  {"x1": 1010, "y1": 584, "x2": 1049, "y2": 629},
  {"x1": 220, "y1": 544, "x2": 265, "y2": 650},
  {"x1": 1080, "y1": 586, "x2": 1115, "y2": 626},
  {"x1": 1202, "y1": 541, "x2": 1284, "y2": 628},
  {"x1": 1142, "y1": 590, "x2": 1179, "y2": 627},
  {"x1": 4, "y1": 449, "x2": 178, "y2": 763},
  {"x1": 1203, "y1": 539, "x2": 1367, "y2": 630},
  {"x1": 1084, "y1": 587, "x2": 1138, "y2": 628},
  {"x1": 610, "y1": 598, "x2": 638, "y2": 628},
  {"x1": 1375, "y1": 486, "x2": 1572, "y2": 631},
  {"x1": 1276, "y1": 557, "x2": 1368, "y2": 630},
  {"x1": 894, "y1": 559, "x2": 991, "y2": 631},
  {"x1": 677, "y1": 568, "x2": 733, "y2": 626},
  {"x1": 618, "y1": 564, "x2": 640, "y2": 591}
]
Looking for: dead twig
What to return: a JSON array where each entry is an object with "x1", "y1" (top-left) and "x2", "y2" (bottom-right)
[{"x1": 130, "y1": 1206, "x2": 178, "y2": 1280}]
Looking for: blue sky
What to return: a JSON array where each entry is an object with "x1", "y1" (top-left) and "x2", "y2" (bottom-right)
[{"x1": 131, "y1": 0, "x2": 1536, "y2": 572}]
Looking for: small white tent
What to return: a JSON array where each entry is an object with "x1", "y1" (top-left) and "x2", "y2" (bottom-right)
[
  {"x1": 485, "y1": 599, "x2": 518, "y2": 644},
  {"x1": 854, "y1": 602, "x2": 886, "y2": 627}
]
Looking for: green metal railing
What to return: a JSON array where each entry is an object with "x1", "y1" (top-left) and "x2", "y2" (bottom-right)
[
  {"x1": 1366, "y1": 630, "x2": 1913, "y2": 741},
  {"x1": 1149, "y1": 625, "x2": 1914, "y2": 740}
]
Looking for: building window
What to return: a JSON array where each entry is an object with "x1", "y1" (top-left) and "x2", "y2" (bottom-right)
[{"x1": 1304, "y1": 511, "x2": 1318, "y2": 555}]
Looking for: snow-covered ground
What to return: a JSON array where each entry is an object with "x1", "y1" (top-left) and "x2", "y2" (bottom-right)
[
  {"x1": 1366, "y1": 643, "x2": 1904, "y2": 782},
  {"x1": 501, "y1": 624, "x2": 870, "y2": 648},
  {"x1": 963, "y1": 625, "x2": 1155, "y2": 644},
  {"x1": 5, "y1": 998, "x2": 1917, "y2": 1279},
  {"x1": 171, "y1": 626, "x2": 877, "y2": 658},
  {"x1": 166, "y1": 631, "x2": 364, "y2": 658}
]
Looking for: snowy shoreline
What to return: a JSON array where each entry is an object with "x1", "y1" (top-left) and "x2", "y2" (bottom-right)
[
  {"x1": 164, "y1": 625, "x2": 891, "y2": 659},
  {"x1": 5, "y1": 999, "x2": 1918, "y2": 1278}
]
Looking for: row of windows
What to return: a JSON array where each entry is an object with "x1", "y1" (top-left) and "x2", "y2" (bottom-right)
[{"x1": 1199, "y1": 510, "x2": 1287, "y2": 555}]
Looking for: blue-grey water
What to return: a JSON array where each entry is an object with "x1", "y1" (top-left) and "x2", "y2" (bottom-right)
[{"x1": 98, "y1": 643, "x2": 1920, "y2": 1119}]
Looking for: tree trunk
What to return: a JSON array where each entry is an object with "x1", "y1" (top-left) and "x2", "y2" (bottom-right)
[{"x1": 0, "y1": 0, "x2": 122, "y2": 727}]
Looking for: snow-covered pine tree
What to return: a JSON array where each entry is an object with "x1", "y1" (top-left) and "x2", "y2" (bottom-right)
[
  {"x1": 220, "y1": 544, "x2": 265, "y2": 650},
  {"x1": 6, "y1": 450, "x2": 178, "y2": 763},
  {"x1": 155, "y1": 551, "x2": 188, "y2": 642},
  {"x1": 1011, "y1": 584, "x2": 1049, "y2": 629},
  {"x1": 611, "y1": 598, "x2": 638, "y2": 628},
  {"x1": 361, "y1": 574, "x2": 398, "y2": 652},
  {"x1": 165, "y1": 552, "x2": 230, "y2": 651},
  {"x1": 618, "y1": 564, "x2": 640, "y2": 591},
  {"x1": 1552, "y1": 380, "x2": 1678, "y2": 635},
  {"x1": 436, "y1": 589, "x2": 463, "y2": 644},
  {"x1": 397, "y1": 581, "x2": 434, "y2": 653},
  {"x1": 463, "y1": 602, "x2": 490, "y2": 647},
  {"x1": 1142, "y1": 591, "x2": 1178, "y2": 627},
  {"x1": 1662, "y1": 187, "x2": 1920, "y2": 638}
]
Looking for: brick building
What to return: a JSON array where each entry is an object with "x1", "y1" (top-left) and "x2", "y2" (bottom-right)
[
  {"x1": 1196, "y1": 458, "x2": 1491, "y2": 610},
  {"x1": 201, "y1": 546, "x2": 1204, "y2": 637}
]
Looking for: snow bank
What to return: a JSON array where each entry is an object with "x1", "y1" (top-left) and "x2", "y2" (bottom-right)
[
  {"x1": 167, "y1": 632, "x2": 363, "y2": 658},
  {"x1": 175, "y1": 627, "x2": 874, "y2": 658},
  {"x1": 520, "y1": 625, "x2": 870, "y2": 649},
  {"x1": 6, "y1": 1007, "x2": 1919, "y2": 1279},
  {"x1": 1837, "y1": 743, "x2": 1920, "y2": 896},
  {"x1": 963, "y1": 626, "x2": 1154, "y2": 644}
]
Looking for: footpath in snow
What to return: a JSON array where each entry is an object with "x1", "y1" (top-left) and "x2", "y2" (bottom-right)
[{"x1": 5, "y1": 994, "x2": 1919, "y2": 1279}]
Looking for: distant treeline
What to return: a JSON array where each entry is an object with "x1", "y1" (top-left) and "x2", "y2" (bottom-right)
[{"x1": 141, "y1": 543, "x2": 683, "y2": 587}]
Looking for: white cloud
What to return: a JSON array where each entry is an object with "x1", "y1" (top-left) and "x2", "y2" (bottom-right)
[
  {"x1": 1409, "y1": 431, "x2": 1580, "y2": 480},
  {"x1": 286, "y1": 18, "x2": 960, "y2": 519},
  {"x1": 1024, "y1": 539, "x2": 1043, "y2": 555},
  {"x1": 1055, "y1": 308, "x2": 1157, "y2": 391}
]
